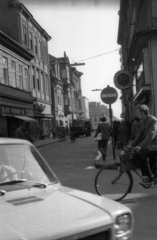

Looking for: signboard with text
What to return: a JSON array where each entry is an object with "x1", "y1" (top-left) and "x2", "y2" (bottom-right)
[{"x1": 100, "y1": 86, "x2": 118, "y2": 104}]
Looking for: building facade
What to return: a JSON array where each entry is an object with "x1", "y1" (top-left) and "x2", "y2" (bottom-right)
[
  {"x1": 0, "y1": 0, "x2": 52, "y2": 137},
  {"x1": 49, "y1": 54, "x2": 65, "y2": 127},
  {"x1": 118, "y1": 0, "x2": 157, "y2": 120},
  {"x1": 81, "y1": 96, "x2": 89, "y2": 120},
  {"x1": 0, "y1": 30, "x2": 36, "y2": 137}
]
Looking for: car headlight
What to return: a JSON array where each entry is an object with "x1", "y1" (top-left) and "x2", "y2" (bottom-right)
[{"x1": 114, "y1": 213, "x2": 132, "y2": 240}]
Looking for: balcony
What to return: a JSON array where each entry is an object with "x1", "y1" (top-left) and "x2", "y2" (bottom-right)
[{"x1": 64, "y1": 105, "x2": 72, "y2": 115}]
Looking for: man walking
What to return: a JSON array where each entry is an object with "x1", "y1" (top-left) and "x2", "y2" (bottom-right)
[
  {"x1": 15, "y1": 123, "x2": 26, "y2": 140},
  {"x1": 94, "y1": 117, "x2": 112, "y2": 161}
]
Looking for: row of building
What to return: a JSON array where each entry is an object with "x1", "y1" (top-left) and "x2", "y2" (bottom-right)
[
  {"x1": 0, "y1": 0, "x2": 90, "y2": 138},
  {"x1": 117, "y1": 0, "x2": 157, "y2": 120}
]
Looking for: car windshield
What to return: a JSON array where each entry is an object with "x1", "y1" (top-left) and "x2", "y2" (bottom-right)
[{"x1": 0, "y1": 144, "x2": 58, "y2": 190}]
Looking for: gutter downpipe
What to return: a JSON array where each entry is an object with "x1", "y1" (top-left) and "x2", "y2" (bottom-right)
[{"x1": 148, "y1": 39, "x2": 155, "y2": 115}]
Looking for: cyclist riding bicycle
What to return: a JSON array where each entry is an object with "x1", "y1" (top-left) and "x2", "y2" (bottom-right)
[{"x1": 126, "y1": 104, "x2": 157, "y2": 185}]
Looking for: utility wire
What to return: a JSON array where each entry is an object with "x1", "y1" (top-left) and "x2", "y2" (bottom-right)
[{"x1": 77, "y1": 48, "x2": 120, "y2": 62}]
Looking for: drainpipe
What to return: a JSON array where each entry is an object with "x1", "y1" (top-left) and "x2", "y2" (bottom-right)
[{"x1": 148, "y1": 39, "x2": 155, "y2": 115}]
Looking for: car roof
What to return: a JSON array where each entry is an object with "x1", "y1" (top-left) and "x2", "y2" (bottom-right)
[{"x1": 0, "y1": 138, "x2": 32, "y2": 145}]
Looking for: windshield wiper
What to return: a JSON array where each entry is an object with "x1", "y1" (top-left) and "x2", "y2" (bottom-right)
[
  {"x1": 0, "y1": 179, "x2": 47, "y2": 189},
  {"x1": 31, "y1": 182, "x2": 47, "y2": 188},
  {"x1": 0, "y1": 179, "x2": 27, "y2": 186}
]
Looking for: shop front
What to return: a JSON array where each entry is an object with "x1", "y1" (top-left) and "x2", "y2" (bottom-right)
[
  {"x1": 33, "y1": 101, "x2": 53, "y2": 138},
  {"x1": 0, "y1": 104, "x2": 36, "y2": 138}
]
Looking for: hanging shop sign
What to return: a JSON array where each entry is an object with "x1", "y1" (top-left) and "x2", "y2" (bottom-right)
[{"x1": 114, "y1": 70, "x2": 132, "y2": 90}]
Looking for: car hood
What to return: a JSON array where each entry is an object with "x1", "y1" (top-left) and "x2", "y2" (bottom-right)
[{"x1": 0, "y1": 183, "x2": 130, "y2": 240}]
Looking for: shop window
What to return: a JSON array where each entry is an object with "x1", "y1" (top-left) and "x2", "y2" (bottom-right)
[
  {"x1": 11, "y1": 61, "x2": 16, "y2": 87},
  {"x1": 19, "y1": 65, "x2": 23, "y2": 89},
  {"x1": 2, "y1": 57, "x2": 9, "y2": 85}
]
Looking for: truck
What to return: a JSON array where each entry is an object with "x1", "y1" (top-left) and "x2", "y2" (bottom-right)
[{"x1": 72, "y1": 119, "x2": 92, "y2": 137}]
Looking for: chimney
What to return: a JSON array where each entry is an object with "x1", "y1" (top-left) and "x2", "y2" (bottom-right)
[{"x1": 64, "y1": 51, "x2": 66, "y2": 57}]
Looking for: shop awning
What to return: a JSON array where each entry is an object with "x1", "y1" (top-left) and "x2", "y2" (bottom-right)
[{"x1": 13, "y1": 116, "x2": 37, "y2": 122}]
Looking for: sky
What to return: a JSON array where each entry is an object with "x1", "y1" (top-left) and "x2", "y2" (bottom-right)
[{"x1": 20, "y1": 0, "x2": 122, "y2": 119}]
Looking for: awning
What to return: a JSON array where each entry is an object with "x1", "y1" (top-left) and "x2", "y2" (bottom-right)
[{"x1": 13, "y1": 116, "x2": 37, "y2": 122}]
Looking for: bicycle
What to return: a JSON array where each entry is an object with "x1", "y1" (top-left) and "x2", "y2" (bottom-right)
[{"x1": 94, "y1": 147, "x2": 157, "y2": 201}]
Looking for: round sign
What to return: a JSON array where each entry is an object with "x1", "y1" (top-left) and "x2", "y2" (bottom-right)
[
  {"x1": 114, "y1": 70, "x2": 132, "y2": 90},
  {"x1": 100, "y1": 86, "x2": 118, "y2": 104}
]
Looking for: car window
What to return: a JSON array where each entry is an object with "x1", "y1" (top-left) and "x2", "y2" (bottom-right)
[{"x1": 0, "y1": 144, "x2": 58, "y2": 184}]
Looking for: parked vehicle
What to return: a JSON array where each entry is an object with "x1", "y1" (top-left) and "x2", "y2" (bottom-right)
[
  {"x1": 0, "y1": 138, "x2": 133, "y2": 240},
  {"x1": 72, "y1": 119, "x2": 92, "y2": 137}
]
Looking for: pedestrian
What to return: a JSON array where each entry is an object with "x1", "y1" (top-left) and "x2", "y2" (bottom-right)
[
  {"x1": 113, "y1": 121, "x2": 119, "y2": 148},
  {"x1": 127, "y1": 104, "x2": 157, "y2": 184},
  {"x1": 51, "y1": 127, "x2": 56, "y2": 140},
  {"x1": 118, "y1": 121, "x2": 129, "y2": 149},
  {"x1": 23, "y1": 129, "x2": 31, "y2": 142},
  {"x1": 130, "y1": 116, "x2": 141, "y2": 140},
  {"x1": 15, "y1": 123, "x2": 26, "y2": 140},
  {"x1": 94, "y1": 116, "x2": 112, "y2": 161}
]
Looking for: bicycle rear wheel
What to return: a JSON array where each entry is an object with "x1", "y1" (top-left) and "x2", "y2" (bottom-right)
[{"x1": 95, "y1": 166, "x2": 133, "y2": 201}]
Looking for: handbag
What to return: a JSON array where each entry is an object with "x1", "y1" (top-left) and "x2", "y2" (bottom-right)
[{"x1": 94, "y1": 133, "x2": 102, "y2": 141}]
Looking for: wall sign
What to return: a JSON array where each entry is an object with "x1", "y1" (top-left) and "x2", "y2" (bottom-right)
[{"x1": 114, "y1": 70, "x2": 132, "y2": 90}]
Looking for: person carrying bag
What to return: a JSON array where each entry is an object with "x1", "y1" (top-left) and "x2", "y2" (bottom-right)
[{"x1": 94, "y1": 117, "x2": 112, "y2": 161}]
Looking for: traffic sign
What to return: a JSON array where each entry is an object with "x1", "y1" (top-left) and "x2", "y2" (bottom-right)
[{"x1": 100, "y1": 86, "x2": 118, "y2": 104}]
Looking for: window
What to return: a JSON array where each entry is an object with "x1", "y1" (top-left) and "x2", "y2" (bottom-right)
[
  {"x1": 94, "y1": 118, "x2": 97, "y2": 122},
  {"x1": 38, "y1": 40, "x2": 41, "y2": 58},
  {"x1": 34, "y1": 36, "x2": 38, "y2": 55},
  {"x1": 11, "y1": 61, "x2": 16, "y2": 87},
  {"x1": 43, "y1": 42, "x2": 47, "y2": 62},
  {"x1": 19, "y1": 65, "x2": 23, "y2": 89},
  {"x1": 29, "y1": 32, "x2": 33, "y2": 50},
  {"x1": 41, "y1": 72, "x2": 44, "y2": 92},
  {"x1": 2, "y1": 57, "x2": 9, "y2": 85},
  {"x1": 23, "y1": 68, "x2": 28, "y2": 91},
  {"x1": 45, "y1": 75, "x2": 49, "y2": 94},
  {"x1": 61, "y1": 69, "x2": 66, "y2": 78},
  {"x1": 23, "y1": 25, "x2": 27, "y2": 45},
  {"x1": 32, "y1": 68, "x2": 35, "y2": 89},
  {"x1": 36, "y1": 71, "x2": 40, "y2": 91},
  {"x1": 40, "y1": 40, "x2": 42, "y2": 58}
]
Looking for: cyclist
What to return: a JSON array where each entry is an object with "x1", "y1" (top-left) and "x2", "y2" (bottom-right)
[{"x1": 126, "y1": 104, "x2": 157, "y2": 184}]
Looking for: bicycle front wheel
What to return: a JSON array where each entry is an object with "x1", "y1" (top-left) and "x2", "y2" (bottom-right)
[{"x1": 95, "y1": 166, "x2": 133, "y2": 201}]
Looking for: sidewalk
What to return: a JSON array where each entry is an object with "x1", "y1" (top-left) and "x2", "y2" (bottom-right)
[
  {"x1": 94, "y1": 140, "x2": 122, "y2": 168},
  {"x1": 33, "y1": 137, "x2": 59, "y2": 148}
]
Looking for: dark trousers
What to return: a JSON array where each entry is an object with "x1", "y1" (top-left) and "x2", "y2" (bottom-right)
[
  {"x1": 98, "y1": 140, "x2": 108, "y2": 161},
  {"x1": 137, "y1": 149, "x2": 157, "y2": 177}
]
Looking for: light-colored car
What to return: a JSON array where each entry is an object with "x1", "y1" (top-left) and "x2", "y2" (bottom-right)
[{"x1": 0, "y1": 138, "x2": 133, "y2": 240}]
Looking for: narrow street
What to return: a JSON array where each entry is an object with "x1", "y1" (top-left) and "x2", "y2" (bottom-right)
[{"x1": 38, "y1": 135, "x2": 157, "y2": 240}]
